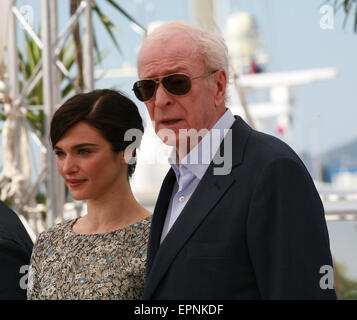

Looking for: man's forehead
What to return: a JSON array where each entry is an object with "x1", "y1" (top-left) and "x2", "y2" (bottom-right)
[
  {"x1": 137, "y1": 35, "x2": 203, "y2": 77},
  {"x1": 145, "y1": 30, "x2": 192, "y2": 47},
  {"x1": 138, "y1": 56, "x2": 203, "y2": 79},
  {"x1": 141, "y1": 33, "x2": 193, "y2": 56}
]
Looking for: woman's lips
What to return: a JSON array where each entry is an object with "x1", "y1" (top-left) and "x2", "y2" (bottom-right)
[{"x1": 67, "y1": 179, "x2": 87, "y2": 188}]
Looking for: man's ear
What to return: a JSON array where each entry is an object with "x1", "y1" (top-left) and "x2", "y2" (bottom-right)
[{"x1": 214, "y1": 69, "x2": 227, "y2": 107}]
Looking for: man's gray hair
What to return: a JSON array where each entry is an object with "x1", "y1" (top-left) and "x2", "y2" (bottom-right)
[{"x1": 141, "y1": 21, "x2": 230, "y2": 80}]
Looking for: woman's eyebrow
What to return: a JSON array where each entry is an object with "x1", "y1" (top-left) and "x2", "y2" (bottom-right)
[
  {"x1": 54, "y1": 143, "x2": 99, "y2": 151},
  {"x1": 71, "y1": 143, "x2": 99, "y2": 149}
]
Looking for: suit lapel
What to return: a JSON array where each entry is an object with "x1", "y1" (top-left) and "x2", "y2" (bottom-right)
[
  {"x1": 143, "y1": 116, "x2": 252, "y2": 299},
  {"x1": 145, "y1": 169, "x2": 176, "y2": 275}
]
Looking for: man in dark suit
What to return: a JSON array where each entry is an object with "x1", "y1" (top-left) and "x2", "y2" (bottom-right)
[
  {"x1": 0, "y1": 201, "x2": 33, "y2": 299},
  {"x1": 133, "y1": 20, "x2": 336, "y2": 299}
]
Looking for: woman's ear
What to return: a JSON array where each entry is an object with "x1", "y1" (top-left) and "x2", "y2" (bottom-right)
[
  {"x1": 120, "y1": 154, "x2": 127, "y2": 165},
  {"x1": 122, "y1": 148, "x2": 136, "y2": 165},
  {"x1": 116, "y1": 150, "x2": 127, "y2": 165}
]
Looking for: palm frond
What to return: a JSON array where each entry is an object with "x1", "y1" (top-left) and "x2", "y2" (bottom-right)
[
  {"x1": 104, "y1": 0, "x2": 146, "y2": 34},
  {"x1": 91, "y1": 0, "x2": 122, "y2": 55},
  {"x1": 325, "y1": 0, "x2": 357, "y2": 32}
]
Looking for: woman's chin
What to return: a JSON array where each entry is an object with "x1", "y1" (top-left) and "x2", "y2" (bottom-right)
[{"x1": 69, "y1": 192, "x2": 88, "y2": 201}]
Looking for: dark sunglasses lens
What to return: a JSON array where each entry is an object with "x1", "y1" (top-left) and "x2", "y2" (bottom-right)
[
  {"x1": 162, "y1": 74, "x2": 191, "y2": 95},
  {"x1": 133, "y1": 80, "x2": 156, "y2": 101}
]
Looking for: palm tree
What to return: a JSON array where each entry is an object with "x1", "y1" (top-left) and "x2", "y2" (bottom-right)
[
  {"x1": 70, "y1": 0, "x2": 146, "y2": 91},
  {"x1": 325, "y1": 0, "x2": 357, "y2": 32}
]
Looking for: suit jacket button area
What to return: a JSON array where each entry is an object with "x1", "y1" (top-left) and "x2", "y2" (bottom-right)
[{"x1": 179, "y1": 196, "x2": 185, "y2": 202}]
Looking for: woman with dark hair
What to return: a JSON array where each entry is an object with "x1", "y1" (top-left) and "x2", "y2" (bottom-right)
[{"x1": 27, "y1": 89, "x2": 151, "y2": 300}]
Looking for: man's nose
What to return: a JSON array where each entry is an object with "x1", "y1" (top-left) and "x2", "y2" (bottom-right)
[{"x1": 153, "y1": 82, "x2": 173, "y2": 108}]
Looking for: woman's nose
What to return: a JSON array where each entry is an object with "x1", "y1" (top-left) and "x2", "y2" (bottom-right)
[{"x1": 61, "y1": 155, "x2": 79, "y2": 174}]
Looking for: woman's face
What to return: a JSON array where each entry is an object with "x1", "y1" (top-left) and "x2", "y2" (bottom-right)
[{"x1": 54, "y1": 122, "x2": 126, "y2": 201}]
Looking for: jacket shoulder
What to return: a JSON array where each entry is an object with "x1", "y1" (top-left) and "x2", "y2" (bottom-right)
[
  {"x1": 246, "y1": 128, "x2": 304, "y2": 165},
  {"x1": 0, "y1": 201, "x2": 33, "y2": 254}
]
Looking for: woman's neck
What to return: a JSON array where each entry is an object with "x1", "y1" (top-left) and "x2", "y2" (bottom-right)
[{"x1": 73, "y1": 181, "x2": 150, "y2": 234}]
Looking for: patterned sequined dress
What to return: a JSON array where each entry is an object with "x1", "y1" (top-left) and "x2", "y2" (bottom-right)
[{"x1": 27, "y1": 215, "x2": 152, "y2": 300}]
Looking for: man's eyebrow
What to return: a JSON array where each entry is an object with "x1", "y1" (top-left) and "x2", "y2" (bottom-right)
[
  {"x1": 54, "y1": 143, "x2": 99, "y2": 150},
  {"x1": 144, "y1": 68, "x2": 188, "y2": 79}
]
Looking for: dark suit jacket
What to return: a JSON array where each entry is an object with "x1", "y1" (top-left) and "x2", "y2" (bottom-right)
[
  {"x1": 143, "y1": 116, "x2": 336, "y2": 299},
  {"x1": 0, "y1": 201, "x2": 33, "y2": 300}
]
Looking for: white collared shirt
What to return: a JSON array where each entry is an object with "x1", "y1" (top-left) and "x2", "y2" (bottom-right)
[{"x1": 160, "y1": 108, "x2": 236, "y2": 243}]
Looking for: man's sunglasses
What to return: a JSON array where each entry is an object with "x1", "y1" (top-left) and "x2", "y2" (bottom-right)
[{"x1": 132, "y1": 70, "x2": 217, "y2": 102}]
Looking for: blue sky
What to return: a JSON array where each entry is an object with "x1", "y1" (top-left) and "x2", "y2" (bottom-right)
[{"x1": 15, "y1": 0, "x2": 357, "y2": 156}]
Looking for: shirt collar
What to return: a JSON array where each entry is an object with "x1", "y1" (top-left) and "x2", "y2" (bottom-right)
[{"x1": 169, "y1": 108, "x2": 235, "y2": 181}]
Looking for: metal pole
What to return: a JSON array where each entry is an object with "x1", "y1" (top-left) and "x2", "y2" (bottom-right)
[
  {"x1": 41, "y1": 0, "x2": 57, "y2": 228},
  {"x1": 83, "y1": 0, "x2": 94, "y2": 91},
  {"x1": 50, "y1": 0, "x2": 61, "y2": 104},
  {"x1": 8, "y1": 1, "x2": 21, "y2": 206},
  {"x1": 8, "y1": 2, "x2": 19, "y2": 100},
  {"x1": 50, "y1": 0, "x2": 66, "y2": 223},
  {"x1": 6, "y1": 1, "x2": 23, "y2": 215},
  {"x1": 12, "y1": 6, "x2": 43, "y2": 49}
]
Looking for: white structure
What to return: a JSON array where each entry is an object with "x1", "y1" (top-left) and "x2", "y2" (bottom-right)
[{"x1": 228, "y1": 67, "x2": 339, "y2": 145}]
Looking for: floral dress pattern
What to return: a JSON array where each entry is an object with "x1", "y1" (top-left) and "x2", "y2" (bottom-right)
[{"x1": 27, "y1": 215, "x2": 152, "y2": 300}]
